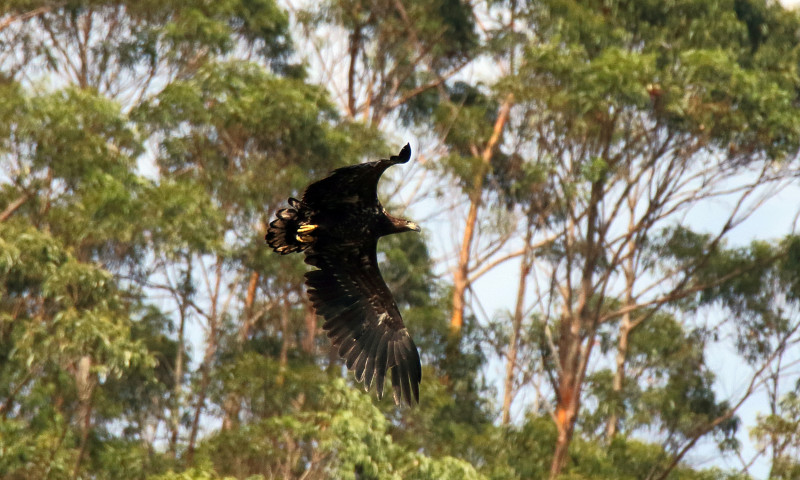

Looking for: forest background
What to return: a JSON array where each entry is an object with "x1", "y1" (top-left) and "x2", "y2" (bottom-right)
[{"x1": 4, "y1": 0, "x2": 800, "y2": 479}]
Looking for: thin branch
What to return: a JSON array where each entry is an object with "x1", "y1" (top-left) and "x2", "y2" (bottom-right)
[
  {"x1": 651, "y1": 318, "x2": 800, "y2": 480},
  {"x1": 468, "y1": 234, "x2": 558, "y2": 283},
  {"x1": 387, "y1": 59, "x2": 470, "y2": 110},
  {"x1": 0, "y1": 193, "x2": 29, "y2": 222},
  {"x1": 0, "y1": 5, "x2": 55, "y2": 33}
]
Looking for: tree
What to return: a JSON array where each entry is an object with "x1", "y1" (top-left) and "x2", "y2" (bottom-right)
[
  {"x1": 751, "y1": 392, "x2": 800, "y2": 479},
  {"x1": 134, "y1": 56, "x2": 378, "y2": 457},
  {"x1": 0, "y1": 221, "x2": 153, "y2": 479},
  {"x1": 288, "y1": 0, "x2": 478, "y2": 125},
  {"x1": 0, "y1": 74, "x2": 163, "y2": 478},
  {"x1": 493, "y1": 0, "x2": 800, "y2": 477}
]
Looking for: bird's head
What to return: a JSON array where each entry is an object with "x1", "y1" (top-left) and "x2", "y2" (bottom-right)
[
  {"x1": 404, "y1": 220, "x2": 421, "y2": 232},
  {"x1": 384, "y1": 210, "x2": 421, "y2": 235}
]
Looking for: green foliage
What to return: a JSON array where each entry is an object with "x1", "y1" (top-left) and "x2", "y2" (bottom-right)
[
  {"x1": 2, "y1": 0, "x2": 293, "y2": 86},
  {"x1": 192, "y1": 379, "x2": 485, "y2": 480},
  {"x1": 0, "y1": 84, "x2": 147, "y2": 265},
  {"x1": 313, "y1": 0, "x2": 476, "y2": 71},
  {"x1": 135, "y1": 58, "x2": 382, "y2": 251},
  {"x1": 148, "y1": 463, "x2": 248, "y2": 480},
  {"x1": 0, "y1": 222, "x2": 154, "y2": 479},
  {"x1": 584, "y1": 313, "x2": 739, "y2": 451},
  {"x1": 751, "y1": 392, "x2": 800, "y2": 480},
  {"x1": 520, "y1": 0, "x2": 800, "y2": 158}
]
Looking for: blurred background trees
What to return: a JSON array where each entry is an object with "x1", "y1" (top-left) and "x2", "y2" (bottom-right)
[{"x1": 3, "y1": 0, "x2": 800, "y2": 479}]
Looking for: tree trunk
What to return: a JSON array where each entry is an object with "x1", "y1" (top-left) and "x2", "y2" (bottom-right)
[
  {"x1": 550, "y1": 179, "x2": 604, "y2": 478},
  {"x1": 450, "y1": 201, "x2": 478, "y2": 335},
  {"x1": 327, "y1": 344, "x2": 340, "y2": 374},
  {"x1": 0, "y1": 6, "x2": 52, "y2": 34},
  {"x1": 170, "y1": 290, "x2": 188, "y2": 456},
  {"x1": 223, "y1": 269, "x2": 259, "y2": 430},
  {"x1": 606, "y1": 310, "x2": 630, "y2": 439},
  {"x1": 0, "y1": 193, "x2": 29, "y2": 222},
  {"x1": 549, "y1": 317, "x2": 583, "y2": 479},
  {"x1": 502, "y1": 218, "x2": 534, "y2": 425},
  {"x1": 277, "y1": 292, "x2": 290, "y2": 385},
  {"x1": 449, "y1": 93, "x2": 514, "y2": 336},
  {"x1": 302, "y1": 300, "x2": 316, "y2": 354},
  {"x1": 240, "y1": 270, "x2": 259, "y2": 342},
  {"x1": 187, "y1": 357, "x2": 211, "y2": 463},
  {"x1": 221, "y1": 394, "x2": 240, "y2": 432},
  {"x1": 347, "y1": 22, "x2": 362, "y2": 118},
  {"x1": 187, "y1": 260, "x2": 223, "y2": 462},
  {"x1": 606, "y1": 196, "x2": 637, "y2": 438},
  {"x1": 72, "y1": 355, "x2": 95, "y2": 479}
]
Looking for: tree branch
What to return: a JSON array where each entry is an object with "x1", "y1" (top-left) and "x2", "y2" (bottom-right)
[
  {"x1": 0, "y1": 5, "x2": 54, "y2": 33},
  {"x1": 0, "y1": 193, "x2": 29, "y2": 222}
]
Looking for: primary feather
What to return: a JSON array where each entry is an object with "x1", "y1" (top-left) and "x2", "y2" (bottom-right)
[{"x1": 266, "y1": 144, "x2": 422, "y2": 406}]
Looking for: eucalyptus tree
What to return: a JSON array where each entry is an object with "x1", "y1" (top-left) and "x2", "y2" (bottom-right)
[
  {"x1": 496, "y1": 1, "x2": 800, "y2": 477},
  {"x1": 0, "y1": 79, "x2": 155, "y2": 478}
]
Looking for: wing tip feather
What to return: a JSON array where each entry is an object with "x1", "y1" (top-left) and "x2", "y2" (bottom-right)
[
  {"x1": 392, "y1": 143, "x2": 412, "y2": 164},
  {"x1": 302, "y1": 245, "x2": 421, "y2": 406}
]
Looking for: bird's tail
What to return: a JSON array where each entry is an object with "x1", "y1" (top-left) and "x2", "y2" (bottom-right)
[{"x1": 266, "y1": 198, "x2": 312, "y2": 255}]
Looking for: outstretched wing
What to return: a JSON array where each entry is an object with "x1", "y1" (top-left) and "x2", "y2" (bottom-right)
[
  {"x1": 304, "y1": 240, "x2": 421, "y2": 406},
  {"x1": 302, "y1": 144, "x2": 411, "y2": 208}
]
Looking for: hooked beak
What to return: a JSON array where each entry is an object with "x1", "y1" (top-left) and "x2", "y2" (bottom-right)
[{"x1": 407, "y1": 221, "x2": 421, "y2": 232}]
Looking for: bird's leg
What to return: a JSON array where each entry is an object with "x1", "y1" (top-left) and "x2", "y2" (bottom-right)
[{"x1": 296, "y1": 224, "x2": 318, "y2": 243}]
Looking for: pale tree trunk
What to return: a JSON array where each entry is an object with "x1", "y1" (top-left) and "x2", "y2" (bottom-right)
[
  {"x1": 72, "y1": 355, "x2": 95, "y2": 479},
  {"x1": 187, "y1": 259, "x2": 225, "y2": 462},
  {"x1": 550, "y1": 210, "x2": 580, "y2": 478},
  {"x1": 277, "y1": 292, "x2": 290, "y2": 385},
  {"x1": 302, "y1": 301, "x2": 316, "y2": 354},
  {"x1": 223, "y1": 270, "x2": 260, "y2": 431},
  {"x1": 606, "y1": 192, "x2": 637, "y2": 439},
  {"x1": 606, "y1": 304, "x2": 631, "y2": 439},
  {"x1": 169, "y1": 263, "x2": 190, "y2": 457},
  {"x1": 549, "y1": 314, "x2": 596, "y2": 479},
  {"x1": 450, "y1": 94, "x2": 514, "y2": 335},
  {"x1": 239, "y1": 270, "x2": 259, "y2": 342},
  {"x1": 502, "y1": 217, "x2": 534, "y2": 425},
  {"x1": 450, "y1": 199, "x2": 478, "y2": 334},
  {"x1": 549, "y1": 179, "x2": 604, "y2": 479}
]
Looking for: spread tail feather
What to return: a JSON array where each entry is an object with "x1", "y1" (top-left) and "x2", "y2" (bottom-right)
[{"x1": 266, "y1": 198, "x2": 310, "y2": 254}]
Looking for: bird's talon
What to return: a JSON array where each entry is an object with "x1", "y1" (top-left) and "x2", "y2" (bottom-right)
[
  {"x1": 296, "y1": 234, "x2": 314, "y2": 243},
  {"x1": 297, "y1": 224, "x2": 318, "y2": 234}
]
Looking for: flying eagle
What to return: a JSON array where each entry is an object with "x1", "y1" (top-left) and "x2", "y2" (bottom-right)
[{"x1": 266, "y1": 144, "x2": 422, "y2": 406}]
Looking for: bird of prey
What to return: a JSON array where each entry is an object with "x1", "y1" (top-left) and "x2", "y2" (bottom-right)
[{"x1": 266, "y1": 144, "x2": 422, "y2": 406}]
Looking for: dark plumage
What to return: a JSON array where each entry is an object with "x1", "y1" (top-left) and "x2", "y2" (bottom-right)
[{"x1": 266, "y1": 144, "x2": 422, "y2": 406}]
